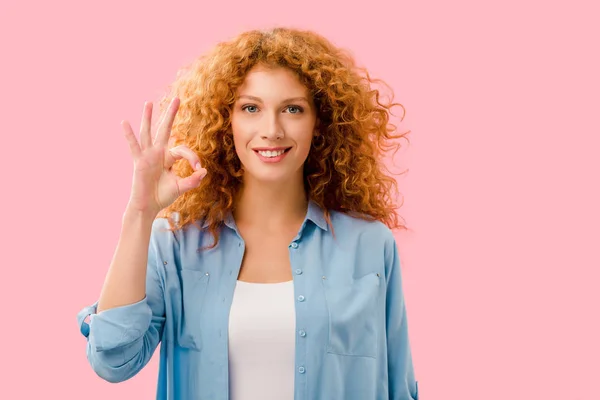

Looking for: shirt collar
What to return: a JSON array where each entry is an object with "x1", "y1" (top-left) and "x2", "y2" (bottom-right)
[
  {"x1": 305, "y1": 198, "x2": 328, "y2": 231},
  {"x1": 201, "y1": 198, "x2": 328, "y2": 232}
]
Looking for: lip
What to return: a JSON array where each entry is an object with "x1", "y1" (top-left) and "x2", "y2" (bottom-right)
[
  {"x1": 251, "y1": 146, "x2": 292, "y2": 151},
  {"x1": 253, "y1": 147, "x2": 291, "y2": 163}
]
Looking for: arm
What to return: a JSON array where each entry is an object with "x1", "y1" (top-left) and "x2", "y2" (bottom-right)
[
  {"x1": 385, "y1": 235, "x2": 419, "y2": 400},
  {"x1": 96, "y1": 209, "x2": 157, "y2": 313},
  {"x1": 76, "y1": 212, "x2": 166, "y2": 383}
]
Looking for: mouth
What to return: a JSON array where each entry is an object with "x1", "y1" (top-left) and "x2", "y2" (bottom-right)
[
  {"x1": 252, "y1": 147, "x2": 292, "y2": 158},
  {"x1": 252, "y1": 147, "x2": 292, "y2": 163}
]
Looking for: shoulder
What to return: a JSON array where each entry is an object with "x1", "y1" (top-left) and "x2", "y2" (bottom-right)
[
  {"x1": 329, "y1": 209, "x2": 396, "y2": 245},
  {"x1": 148, "y1": 216, "x2": 180, "y2": 249},
  {"x1": 151, "y1": 211, "x2": 219, "y2": 253},
  {"x1": 327, "y1": 210, "x2": 401, "y2": 277},
  {"x1": 150, "y1": 212, "x2": 200, "y2": 245}
]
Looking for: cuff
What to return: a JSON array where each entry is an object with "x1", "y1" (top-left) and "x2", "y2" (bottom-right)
[{"x1": 76, "y1": 297, "x2": 152, "y2": 352}]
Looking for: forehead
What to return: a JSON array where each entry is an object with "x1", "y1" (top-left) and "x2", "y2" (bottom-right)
[{"x1": 236, "y1": 65, "x2": 309, "y2": 98}]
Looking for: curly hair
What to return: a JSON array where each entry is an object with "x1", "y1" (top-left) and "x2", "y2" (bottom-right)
[{"x1": 156, "y1": 27, "x2": 410, "y2": 248}]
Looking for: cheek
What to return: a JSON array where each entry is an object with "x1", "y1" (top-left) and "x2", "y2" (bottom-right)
[
  {"x1": 295, "y1": 135, "x2": 314, "y2": 161},
  {"x1": 231, "y1": 119, "x2": 249, "y2": 151},
  {"x1": 232, "y1": 133, "x2": 247, "y2": 164},
  {"x1": 232, "y1": 130, "x2": 242, "y2": 149}
]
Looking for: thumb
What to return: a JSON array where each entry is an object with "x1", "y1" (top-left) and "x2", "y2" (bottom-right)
[{"x1": 177, "y1": 168, "x2": 207, "y2": 194}]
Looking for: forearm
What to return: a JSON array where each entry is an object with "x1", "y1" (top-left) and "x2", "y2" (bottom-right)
[{"x1": 97, "y1": 207, "x2": 157, "y2": 313}]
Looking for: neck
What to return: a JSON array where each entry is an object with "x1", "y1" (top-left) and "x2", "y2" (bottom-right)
[{"x1": 233, "y1": 175, "x2": 308, "y2": 229}]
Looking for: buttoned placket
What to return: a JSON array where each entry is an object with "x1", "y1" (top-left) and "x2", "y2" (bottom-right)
[
  {"x1": 289, "y1": 226, "x2": 310, "y2": 400},
  {"x1": 222, "y1": 230, "x2": 247, "y2": 400},
  {"x1": 221, "y1": 216, "x2": 314, "y2": 400}
]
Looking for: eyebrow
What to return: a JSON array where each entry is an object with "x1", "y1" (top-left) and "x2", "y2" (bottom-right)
[{"x1": 237, "y1": 95, "x2": 310, "y2": 104}]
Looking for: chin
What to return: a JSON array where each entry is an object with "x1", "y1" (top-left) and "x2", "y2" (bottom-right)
[
  {"x1": 248, "y1": 171, "x2": 293, "y2": 184},
  {"x1": 242, "y1": 164, "x2": 301, "y2": 185}
]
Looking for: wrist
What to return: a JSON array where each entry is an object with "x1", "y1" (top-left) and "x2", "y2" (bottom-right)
[{"x1": 122, "y1": 206, "x2": 159, "y2": 224}]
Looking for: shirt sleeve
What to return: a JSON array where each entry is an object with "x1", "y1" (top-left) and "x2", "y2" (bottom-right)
[
  {"x1": 385, "y1": 234, "x2": 419, "y2": 400},
  {"x1": 76, "y1": 223, "x2": 166, "y2": 383}
]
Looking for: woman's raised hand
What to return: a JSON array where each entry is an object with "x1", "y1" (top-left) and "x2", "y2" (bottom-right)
[{"x1": 121, "y1": 97, "x2": 207, "y2": 217}]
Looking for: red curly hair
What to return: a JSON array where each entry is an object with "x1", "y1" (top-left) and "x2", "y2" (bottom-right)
[{"x1": 156, "y1": 27, "x2": 410, "y2": 248}]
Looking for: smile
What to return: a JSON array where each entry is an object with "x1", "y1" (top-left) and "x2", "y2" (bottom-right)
[
  {"x1": 252, "y1": 147, "x2": 292, "y2": 163},
  {"x1": 257, "y1": 149, "x2": 286, "y2": 157}
]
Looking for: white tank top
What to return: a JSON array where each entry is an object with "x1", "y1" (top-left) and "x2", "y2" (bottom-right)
[{"x1": 228, "y1": 280, "x2": 296, "y2": 400}]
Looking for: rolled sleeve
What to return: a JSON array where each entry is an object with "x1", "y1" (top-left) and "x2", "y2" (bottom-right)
[
  {"x1": 77, "y1": 297, "x2": 152, "y2": 352},
  {"x1": 76, "y1": 218, "x2": 168, "y2": 382}
]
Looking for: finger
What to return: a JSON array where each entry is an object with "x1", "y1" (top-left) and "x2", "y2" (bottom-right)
[
  {"x1": 152, "y1": 102, "x2": 169, "y2": 145},
  {"x1": 156, "y1": 97, "x2": 180, "y2": 147},
  {"x1": 140, "y1": 101, "x2": 153, "y2": 150},
  {"x1": 177, "y1": 169, "x2": 208, "y2": 194},
  {"x1": 121, "y1": 120, "x2": 141, "y2": 159},
  {"x1": 165, "y1": 145, "x2": 201, "y2": 171}
]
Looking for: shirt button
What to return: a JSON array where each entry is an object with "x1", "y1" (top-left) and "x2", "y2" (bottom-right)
[
  {"x1": 299, "y1": 329, "x2": 306, "y2": 337},
  {"x1": 290, "y1": 242, "x2": 298, "y2": 249},
  {"x1": 298, "y1": 366, "x2": 305, "y2": 374},
  {"x1": 295, "y1": 269, "x2": 302, "y2": 275},
  {"x1": 297, "y1": 295, "x2": 305, "y2": 302}
]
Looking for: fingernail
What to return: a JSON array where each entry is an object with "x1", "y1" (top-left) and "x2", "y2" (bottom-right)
[{"x1": 195, "y1": 163, "x2": 201, "y2": 170}]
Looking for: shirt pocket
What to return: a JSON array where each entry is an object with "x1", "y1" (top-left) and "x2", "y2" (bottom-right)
[
  {"x1": 322, "y1": 271, "x2": 382, "y2": 358},
  {"x1": 173, "y1": 268, "x2": 210, "y2": 351}
]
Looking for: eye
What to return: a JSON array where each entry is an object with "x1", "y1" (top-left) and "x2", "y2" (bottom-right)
[
  {"x1": 242, "y1": 104, "x2": 259, "y2": 113},
  {"x1": 285, "y1": 105, "x2": 304, "y2": 114}
]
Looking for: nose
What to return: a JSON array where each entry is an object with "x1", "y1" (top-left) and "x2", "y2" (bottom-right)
[{"x1": 260, "y1": 111, "x2": 283, "y2": 140}]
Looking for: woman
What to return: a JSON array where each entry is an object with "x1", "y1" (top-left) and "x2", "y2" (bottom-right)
[{"x1": 77, "y1": 27, "x2": 419, "y2": 400}]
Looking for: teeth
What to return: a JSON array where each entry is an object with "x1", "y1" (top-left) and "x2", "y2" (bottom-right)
[{"x1": 258, "y1": 150, "x2": 285, "y2": 157}]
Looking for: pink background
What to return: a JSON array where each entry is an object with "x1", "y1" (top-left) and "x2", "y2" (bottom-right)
[{"x1": 1, "y1": 0, "x2": 598, "y2": 398}]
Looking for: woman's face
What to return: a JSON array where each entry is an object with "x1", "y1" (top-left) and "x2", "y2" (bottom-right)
[{"x1": 231, "y1": 65, "x2": 318, "y2": 184}]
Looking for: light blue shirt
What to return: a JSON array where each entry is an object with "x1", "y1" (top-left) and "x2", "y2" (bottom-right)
[{"x1": 77, "y1": 200, "x2": 419, "y2": 399}]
